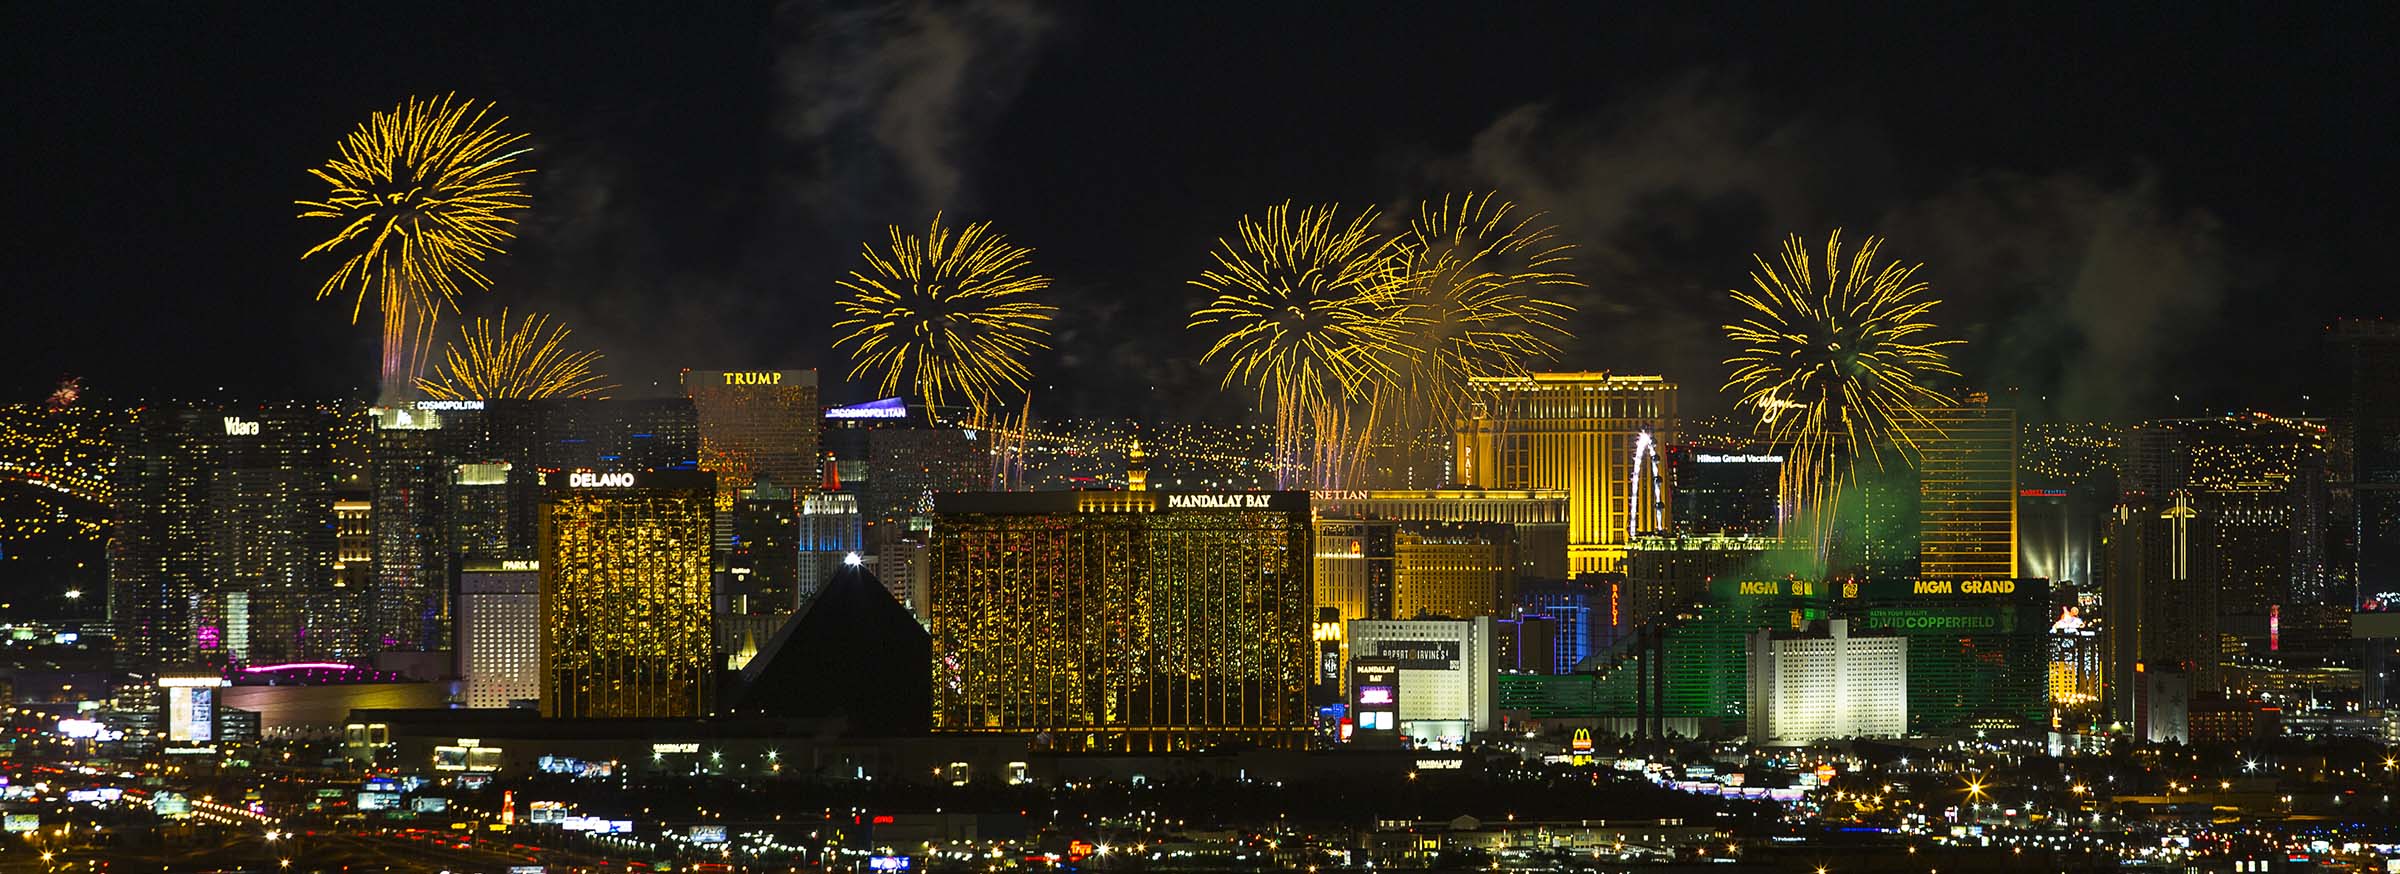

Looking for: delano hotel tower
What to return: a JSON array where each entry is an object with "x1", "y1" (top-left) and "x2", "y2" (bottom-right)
[
  {"x1": 929, "y1": 490, "x2": 1313, "y2": 752},
  {"x1": 538, "y1": 469, "x2": 716, "y2": 718}
]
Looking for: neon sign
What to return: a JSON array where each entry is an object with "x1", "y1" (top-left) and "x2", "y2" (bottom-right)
[
  {"x1": 567, "y1": 472, "x2": 636, "y2": 488},
  {"x1": 1166, "y1": 493, "x2": 1272, "y2": 509},
  {"x1": 827, "y1": 397, "x2": 908, "y2": 419},
  {"x1": 1913, "y1": 579, "x2": 2016, "y2": 595},
  {"x1": 242, "y1": 662, "x2": 357, "y2": 673}
]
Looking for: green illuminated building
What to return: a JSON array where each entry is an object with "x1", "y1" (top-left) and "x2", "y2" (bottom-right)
[
  {"x1": 1503, "y1": 575, "x2": 2047, "y2": 737},
  {"x1": 1851, "y1": 577, "x2": 2049, "y2": 732}
]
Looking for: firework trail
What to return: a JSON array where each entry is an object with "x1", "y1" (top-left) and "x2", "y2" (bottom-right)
[
  {"x1": 299, "y1": 94, "x2": 533, "y2": 398},
  {"x1": 833, "y1": 215, "x2": 1056, "y2": 425},
  {"x1": 417, "y1": 309, "x2": 613, "y2": 400},
  {"x1": 1722, "y1": 230, "x2": 1961, "y2": 548},
  {"x1": 1189, "y1": 201, "x2": 1414, "y2": 489},
  {"x1": 1369, "y1": 193, "x2": 1580, "y2": 475}
]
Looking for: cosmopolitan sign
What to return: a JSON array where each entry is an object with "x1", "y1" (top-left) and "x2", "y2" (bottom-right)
[
  {"x1": 1166, "y1": 493, "x2": 1274, "y2": 509},
  {"x1": 567, "y1": 472, "x2": 636, "y2": 488},
  {"x1": 826, "y1": 397, "x2": 908, "y2": 419}
]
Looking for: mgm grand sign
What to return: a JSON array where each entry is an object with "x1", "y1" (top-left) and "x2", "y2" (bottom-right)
[{"x1": 1909, "y1": 579, "x2": 2019, "y2": 596}]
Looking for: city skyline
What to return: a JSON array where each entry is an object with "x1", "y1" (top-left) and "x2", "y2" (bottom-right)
[{"x1": 5, "y1": 7, "x2": 2400, "y2": 873}]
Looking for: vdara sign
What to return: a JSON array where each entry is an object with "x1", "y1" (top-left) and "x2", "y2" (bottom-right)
[
  {"x1": 1166, "y1": 493, "x2": 1274, "y2": 509},
  {"x1": 722, "y1": 372, "x2": 786, "y2": 385},
  {"x1": 1913, "y1": 579, "x2": 2017, "y2": 595},
  {"x1": 221, "y1": 417, "x2": 259, "y2": 436},
  {"x1": 567, "y1": 472, "x2": 637, "y2": 488}
]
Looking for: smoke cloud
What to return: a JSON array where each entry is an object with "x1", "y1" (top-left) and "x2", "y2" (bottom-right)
[
  {"x1": 1887, "y1": 170, "x2": 2227, "y2": 419},
  {"x1": 1436, "y1": 72, "x2": 2227, "y2": 421},
  {"x1": 773, "y1": 0, "x2": 1054, "y2": 217}
]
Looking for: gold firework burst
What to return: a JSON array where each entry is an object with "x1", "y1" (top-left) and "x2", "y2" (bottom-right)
[
  {"x1": 1188, "y1": 201, "x2": 1414, "y2": 488},
  {"x1": 1383, "y1": 192, "x2": 1581, "y2": 435},
  {"x1": 417, "y1": 309, "x2": 613, "y2": 400},
  {"x1": 1722, "y1": 230, "x2": 1961, "y2": 540},
  {"x1": 832, "y1": 215, "x2": 1056, "y2": 424},
  {"x1": 298, "y1": 94, "x2": 534, "y2": 395}
]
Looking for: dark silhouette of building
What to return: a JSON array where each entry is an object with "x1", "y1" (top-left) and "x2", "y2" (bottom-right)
[{"x1": 730, "y1": 562, "x2": 930, "y2": 734}]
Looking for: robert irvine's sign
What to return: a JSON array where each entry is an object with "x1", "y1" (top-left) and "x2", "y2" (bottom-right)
[{"x1": 1368, "y1": 640, "x2": 1461, "y2": 670}]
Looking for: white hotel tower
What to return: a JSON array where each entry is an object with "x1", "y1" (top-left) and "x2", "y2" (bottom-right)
[{"x1": 1746, "y1": 619, "x2": 1907, "y2": 745}]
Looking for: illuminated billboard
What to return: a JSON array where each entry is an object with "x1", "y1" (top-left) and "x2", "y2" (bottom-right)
[
  {"x1": 1361, "y1": 640, "x2": 1459, "y2": 670},
  {"x1": 826, "y1": 397, "x2": 908, "y2": 420},
  {"x1": 1349, "y1": 659, "x2": 1401, "y2": 738},
  {"x1": 153, "y1": 793, "x2": 191, "y2": 817},
  {"x1": 163, "y1": 682, "x2": 221, "y2": 744},
  {"x1": 690, "y1": 825, "x2": 728, "y2": 844}
]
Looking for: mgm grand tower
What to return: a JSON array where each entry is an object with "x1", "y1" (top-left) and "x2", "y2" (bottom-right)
[{"x1": 928, "y1": 491, "x2": 1314, "y2": 752}]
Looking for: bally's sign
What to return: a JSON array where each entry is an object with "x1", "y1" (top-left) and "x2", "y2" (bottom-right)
[
  {"x1": 1165, "y1": 493, "x2": 1274, "y2": 510},
  {"x1": 567, "y1": 472, "x2": 637, "y2": 488}
]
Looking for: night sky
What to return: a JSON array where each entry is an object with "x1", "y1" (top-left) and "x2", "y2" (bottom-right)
[{"x1": 5, "y1": 3, "x2": 2392, "y2": 422}]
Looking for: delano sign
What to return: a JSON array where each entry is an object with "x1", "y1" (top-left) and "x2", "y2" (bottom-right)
[
  {"x1": 1165, "y1": 494, "x2": 1273, "y2": 509},
  {"x1": 567, "y1": 472, "x2": 637, "y2": 488}
]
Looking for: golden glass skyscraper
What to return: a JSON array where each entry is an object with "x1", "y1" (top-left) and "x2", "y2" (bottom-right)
[
  {"x1": 681, "y1": 369, "x2": 823, "y2": 493},
  {"x1": 1898, "y1": 401, "x2": 2019, "y2": 587},
  {"x1": 538, "y1": 470, "x2": 716, "y2": 719},
  {"x1": 1453, "y1": 373, "x2": 1676, "y2": 576},
  {"x1": 928, "y1": 491, "x2": 1313, "y2": 752}
]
